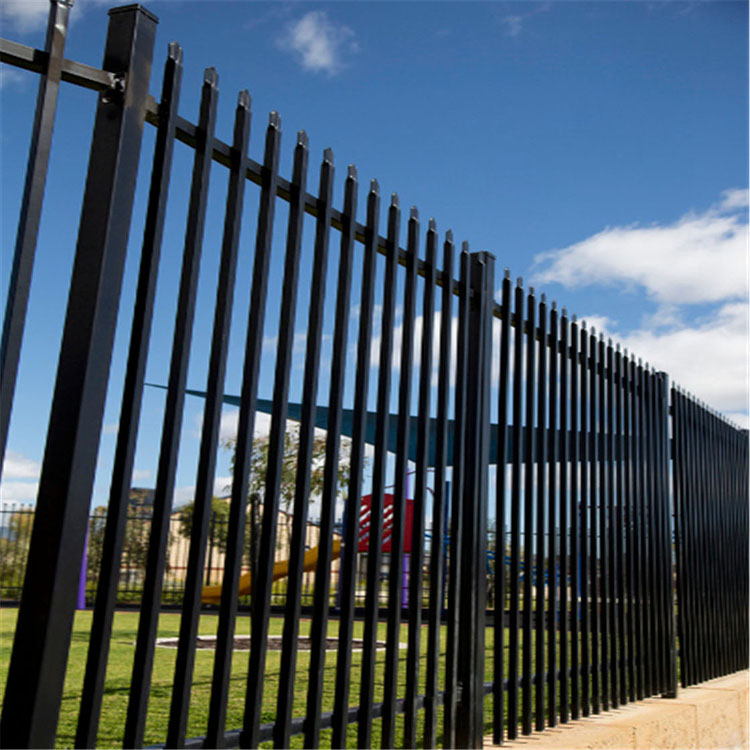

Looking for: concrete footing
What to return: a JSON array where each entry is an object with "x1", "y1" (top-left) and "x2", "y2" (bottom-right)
[{"x1": 486, "y1": 671, "x2": 749, "y2": 750}]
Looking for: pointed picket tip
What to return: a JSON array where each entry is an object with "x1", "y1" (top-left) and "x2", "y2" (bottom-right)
[
  {"x1": 296, "y1": 130, "x2": 308, "y2": 147},
  {"x1": 540, "y1": 292, "x2": 546, "y2": 304},
  {"x1": 591, "y1": 326, "x2": 596, "y2": 335},
  {"x1": 204, "y1": 66, "x2": 218, "y2": 86},
  {"x1": 370, "y1": 178, "x2": 380, "y2": 194},
  {"x1": 168, "y1": 41, "x2": 183, "y2": 63},
  {"x1": 504, "y1": 267, "x2": 511, "y2": 279},
  {"x1": 582, "y1": 320, "x2": 587, "y2": 330},
  {"x1": 462, "y1": 240, "x2": 470, "y2": 254},
  {"x1": 347, "y1": 164, "x2": 357, "y2": 180},
  {"x1": 269, "y1": 110, "x2": 281, "y2": 128},
  {"x1": 551, "y1": 300, "x2": 557, "y2": 310},
  {"x1": 391, "y1": 192, "x2": 400, "y2": 207},
  {"x1": 410, "y1": 205, "x2": 419, "y2": 220},
  {"x1": 562, "y1": 307, "x2": 568, "y2": 317},
  {"x1": 529, "y1": 285, "x2": 535, "y2": 295},
  {"x1": 323, "y1": 147, "x2": 334, "y2": 164},
  {"x1": 445, "y1": 229, "x2": 454, "y2": 242},
  {"x1": 517, "y1": 276, "x2": 523, "y2": 288},
  {"x1": 428, "y1": 218, "x2": 437, "y2": 231},
  {"x1": 238, "y1": 89, "x2": 251, "y2": 110}
]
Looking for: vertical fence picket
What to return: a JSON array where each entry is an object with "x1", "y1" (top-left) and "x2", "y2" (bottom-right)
[
  {"x1": 569, "y1": 316, "x2": 580, "y2": 721},
  {"x1": 558, "y1": 308, "x2": 570, "y2": 725},
  {"x1": 331, "y1": 180, "x2": 379, "y2": 749},
  {"x1": 579, "y1": 323, "x2": 590, "y2": 717}
]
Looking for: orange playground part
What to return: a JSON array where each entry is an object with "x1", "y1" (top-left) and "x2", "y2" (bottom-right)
[{"x1": 201, "y1": 538, "x2": 342, "y2": 604}]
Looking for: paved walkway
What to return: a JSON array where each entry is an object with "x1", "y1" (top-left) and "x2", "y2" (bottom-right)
[{"x1": 486, "y1": 671, "x2": 749, "y2": 750}]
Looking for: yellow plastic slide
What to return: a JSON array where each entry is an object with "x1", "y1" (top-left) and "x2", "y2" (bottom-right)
[{"x1": 201, "y1": 538, "x2": 342, "y2": 604}]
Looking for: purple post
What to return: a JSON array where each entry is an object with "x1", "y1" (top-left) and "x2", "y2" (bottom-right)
[{"x1": 77, "y1": 522, "x2": 89, "y2": 609}]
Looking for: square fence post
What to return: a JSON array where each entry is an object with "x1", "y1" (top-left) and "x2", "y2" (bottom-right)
[
  {"x1": 456, "y1": 251, "x2": 495, "y2": 748},
  {"x1": 0, "y1": 5, "x2": 157, "y2": 747}
]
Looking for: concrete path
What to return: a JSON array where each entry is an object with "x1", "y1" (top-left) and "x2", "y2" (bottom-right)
[{"x1": 486, "y1": 671, "x2": 749, "y2": 750}]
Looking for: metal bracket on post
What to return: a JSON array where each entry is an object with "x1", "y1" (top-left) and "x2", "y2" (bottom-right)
[
  {"x1": 0, "y1": 5, "x2": 157, "y2": 748},
  {"x1": 456, "y1": 251, "x2": 495, "y2": 748}
]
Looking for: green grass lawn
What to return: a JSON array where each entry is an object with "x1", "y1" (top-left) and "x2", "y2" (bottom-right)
[{"x1": 0, "y1": 607, "x2": 503, "y2": 748}]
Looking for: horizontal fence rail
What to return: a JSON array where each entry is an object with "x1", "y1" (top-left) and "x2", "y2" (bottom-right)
[{"x1": 1, "y1": 3, "x2": 748, "y2": 749}]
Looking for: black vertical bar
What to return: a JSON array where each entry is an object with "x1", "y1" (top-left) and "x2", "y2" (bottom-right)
[
  {"x1": 605, "y1": 338, "x2": 616, "y2": 708},
  {"x1": 589, "y1": 328, "x2": 600, "y2": 713},
  {"x1": 634, "y1": 360, "x2": 646, "y2": 699},
  {"x1": 75, "y1": 43, "x2": 182, "y2": 750},
  {"x1": 444, "y1": 244, "x2": 469, "y2": 749},
  {"x1": 522, "y1": 286, "x2": 536, "y2": 736},
  {"x1": 304, "y1": 164, "x2": 358, "y2": 749},
  {"x1": 614, "y1": 346, "x2": 626, "y2": 705},
  {"x1": 214, "y1": 111, "x2": 281, "y2": 750},
  {"x1": 274, "y1": 147, "x2": 336, "y2": 749},
  {"x1": 597, "y1": 334, "x2": 608, "y2": 711},
  {"x1": 165, "y1": 89, "x2": 251, "y2": 749},
  {"x1": 579, "y1": 323, "x2": 589, "y2": 717},
  {"x1": 672, "y1": 389, "x2": 686, "y2": 687},
  {"x1": 643, "y1": 369, "x2": 657, "y2": 696},
  {"x1": 534, "y1": 295, "x2": 547, "y2": 732},
  {"x1": 0, "y1": 0, "x2": 72, "y2": 468},
  {"x1": 404, "y1": 218, "x2": 437, "y2": 748},
  {"x1": 424, "y1": 233, "x2": 455, "y2": 749},
  {"x1": 123, "y1": 67, "x2": 218, "y2": 750},
  {"x1": 492, "y1": 269, "x2": 512, "y2": 745},
  {"x1": 357, "y1": 193, "x2": 400, "y2": 750},
  {"x1": 383, "y1": 206, "x2": 419, "y2": 749},
  {"x1": 0, "y1": 8, "x2": 157, "y2": 747},
  {"x1": 547, "y1": 301, "x2": 558, "y2": 728},
  {"x1": 659, "y1": 373, "x2": 678, "y2": 698},
  {"x1": 331, "y1": 180, "x2": 379, "y2": 749},
  {"x1": 624, "y1": 354, "x2": 636, "y2": 701},
  {"x1": 456, "y1": 250, "x2": 493, "y2": 749},
  {"x1": 246, "y1": 147, "x2": 334, "y2": 748},
  {"x1": 506, "y1": 278, "x2": 524, "y2": 741},
  {"x1": 558, "y1": 308, "x2": 570, "y2": 724},
  {"x1": 569, "y1": 316, "x2": 579, "y2": 721}
]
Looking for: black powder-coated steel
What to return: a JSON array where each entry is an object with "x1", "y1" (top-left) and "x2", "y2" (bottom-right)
[
  {"x1": 558, "y1": 309, "x2": 570, "y2": 725},
  {"x1": 167, "y1": 88, "x2": 251, "y2": 750},
  {"x1": 274, "y1": 147, "x2": 338, "y2": 749},
  {"x1": 404, "y1": 218, "x2": 436, "y2": 748},
  {"x1": 331, "y1": 180, "x2": 379, "y2": 749},
  {"x1": 535, "y1": 296, "x2": 548, "y2": 732},
  {"x1": 492, "y1": 269, "x2": 512, "y2": 744},
  {"x1": 0, "y1": 0, "x2": 71, "y2": 469},
  {"x1": 590, "y1": 332, "x2": 601, "y2": 713},
  {"x1": 382, "y1": 206, "x2": 419, "y2": 749},
  {"x1": 75, "y1": 43, "x2": 182, "y2": 750},
  {"x1": 507, "y1": 279, "x2": 524, "y2": 741},
  {"x1": 0, "y1": 8, "x2": 157, "y2": 747},
  {"x1": 357, "y1": 193, "x2": 401, "y2": 749},
  {"x1": 547, "y1": 303, "x2": 558, "y2": 728},
  {"x1": 423, "y1": 233, "x2": 455, "y2": 749},
  {"x1": 579, "y1": 324, "x2": 590, "y2": 717},
  {"x1": 206, "y1": 112, "x2": 284, "y2": 750},
  {"x1": 303, "y1": 163, "x2": 358, "y2": 749},
  {"x1": 569, "y1": 317, "x2": 580, "y2": 721},
  {"x1": 444, "y1": 245, "x2": 469, "y2": 749},
  {"x1": 522, "y1": 287, "x2": 536, "y2": 736},
  {"x1": 3, "y1": 12, "x2": 748, "y2": 746},
  {"x1": 124, "y1": 67, "x2": 218, "y2": 750}
]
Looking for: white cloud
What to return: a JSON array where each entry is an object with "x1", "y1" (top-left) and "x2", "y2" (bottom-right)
[
  {"x1": 0, "y1": 480, "x2": 39, "y2": 503},
  {"x1": 2, "y1": 451, "x2": 40, "y2": 480},
  {"x1": 532, "y1": 190, "x2": 748, "y2": 305},
  {"x1": 1, "y1": 0, "x2": 48, "y2": 33},
  {"x1": 277, "y1": 11, "x2": 359, "y2": 76},
  {"x1": 1, "y1": 0, "x2": 109, "y2": 33},
  {"x1": 533, "y1": 190, "x2": 749, "y2": 424},
  {"x1": 0, "y1": 67, "x2": 26, "y2": 90},
  {"x1": 501, "y1": 15, "x2": 524, "y2": 37},
  {"x1": 132, "y1": 468, "x2": 152, "y2": 482},
  {"x1": 578, "y1": 302, "x2": 748, "y2": 417}
]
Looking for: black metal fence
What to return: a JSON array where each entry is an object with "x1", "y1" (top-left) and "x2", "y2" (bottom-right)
[{"x1": 0, "y1": 3, "x2": 747, "y2": 749}]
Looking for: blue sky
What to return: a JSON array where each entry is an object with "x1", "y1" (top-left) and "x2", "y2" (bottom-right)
[{"x1": 1, "y1": 0, "x2": 747, "y2": 512}]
